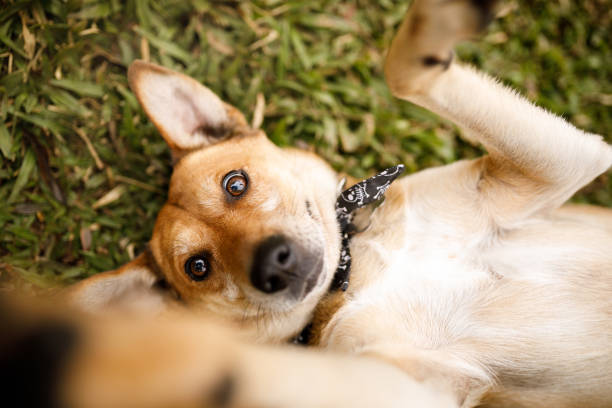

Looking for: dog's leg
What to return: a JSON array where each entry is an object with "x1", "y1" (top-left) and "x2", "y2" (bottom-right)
[
  {"x1": 385, "y1": 0, "x2": 612, "y2": 227},
  {"x1": 3, "y1": 295, "x2": 456, "y2": 408},
  {"x1": 24, "y1": 304, "x2": 454, "y2": 408}
]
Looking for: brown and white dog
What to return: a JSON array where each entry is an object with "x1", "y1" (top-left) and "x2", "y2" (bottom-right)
[{"x1": 57, "y1": 0, "x2": 612, "y2": 406}]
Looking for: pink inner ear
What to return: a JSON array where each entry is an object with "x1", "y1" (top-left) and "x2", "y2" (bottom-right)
[
  {"x1": 173, "y1": 87, "x2": 207, "y2": 135},
  {"x1": 137, "y1": 71, "x2": 229, "y2": 150}
]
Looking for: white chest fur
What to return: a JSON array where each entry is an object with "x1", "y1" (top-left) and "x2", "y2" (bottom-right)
[
  {"x1": 319, "y1": 197, "x2": 493, "y2": 354},
  {"x1": 318, "y1": 178, "x2": 612, "y2": 400}
]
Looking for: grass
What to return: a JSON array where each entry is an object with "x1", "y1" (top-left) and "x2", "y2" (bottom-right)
[{"x1": 1, "y1": 0, "x2": 611, "y2": 289}]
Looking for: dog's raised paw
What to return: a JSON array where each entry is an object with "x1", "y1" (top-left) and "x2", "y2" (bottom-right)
[
  {"x1": 439, "y1": 0, "x2": 501, "y2": 38},
  {"x1": 406, "y1": 0, "x2": 501, "y2": 49},
  {"x1": 468, "y1": 0, "x2": 501, "y2": 31}
]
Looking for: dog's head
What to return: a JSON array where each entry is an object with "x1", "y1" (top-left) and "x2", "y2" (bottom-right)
[{"x1": 69, "y1": 61, "x2": 342, "y2": 342}]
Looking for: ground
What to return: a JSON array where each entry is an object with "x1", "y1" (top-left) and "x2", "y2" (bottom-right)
[{"x1": 0, "y1": 0, "x2": 610, "y2": 288}]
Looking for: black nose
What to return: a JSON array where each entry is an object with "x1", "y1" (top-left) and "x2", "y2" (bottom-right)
[{"x1": 250, "y1": 235, "x2": 298, "y2": 294}]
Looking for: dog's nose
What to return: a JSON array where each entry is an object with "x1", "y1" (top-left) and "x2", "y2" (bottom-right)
[{"x1": 250, "y1": 235, "x2": 298, "y2": 294}]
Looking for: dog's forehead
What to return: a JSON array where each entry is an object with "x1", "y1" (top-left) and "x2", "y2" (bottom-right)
[
  {"x1": 167, "y1": 136, "x2": 300, "y2": 216},
  {"x1": 175, "y1": 134, "x2": 272, "y2": 170},
  {"x1": 172, "y1": 135, "x2": 289, "y2": 181}
]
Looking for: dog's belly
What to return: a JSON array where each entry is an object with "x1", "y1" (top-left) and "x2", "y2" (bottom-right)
[
  {"x1": 319, "y1": 200, "x2": 612, "y2": 405},
  {"x1": 319, "y1": 232, "x2": 494, "y2": 353}
]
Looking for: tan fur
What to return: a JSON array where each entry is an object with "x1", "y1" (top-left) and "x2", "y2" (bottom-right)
[
  {"x1": 307, "y1": 290, "x2": 346, "y2": 346},
  {"x1": 66, "y1": 1, "x2": 612, "y2": 406},
  {"x1": 4, "y1": 295, "x2": 445, "y2": 408}
]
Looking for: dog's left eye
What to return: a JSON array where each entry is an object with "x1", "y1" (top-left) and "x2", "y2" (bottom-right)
[
  {"x1": 222, "y1": 170, "x2": 248, "y2": 197},
  {"x1": 185, "y1": 255, "x2": 210, "y2": 281}
]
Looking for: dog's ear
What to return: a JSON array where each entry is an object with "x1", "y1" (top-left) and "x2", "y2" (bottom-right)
[
  {"x1": 128, "y1": 60, "x2": 248, "y2": 158},
  {"x1": 67, "y1": 252, "x2": 169, "y2": 314}
]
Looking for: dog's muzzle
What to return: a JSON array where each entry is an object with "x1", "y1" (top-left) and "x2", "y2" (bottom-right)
[{"x1": 250, "y1": 235, "x2": 321, "y2": 298}]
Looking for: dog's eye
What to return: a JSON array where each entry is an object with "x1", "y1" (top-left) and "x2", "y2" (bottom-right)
[
  {"x1": 185, "y1": 255, "x2": 210, "y2": 281},
  {"x1": 222, "y1": 170, "x2": 248, "y2": 197}
]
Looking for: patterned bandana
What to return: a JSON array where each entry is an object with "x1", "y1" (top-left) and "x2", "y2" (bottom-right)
[
  {"x1": 330, "y1": 164, "x2": 405, "y2": 292},
  {"x1": 291, "y1": 165, "x2": 405, "y2": 346}
]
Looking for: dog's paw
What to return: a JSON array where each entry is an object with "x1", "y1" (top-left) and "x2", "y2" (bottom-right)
[
  {"x1": 468, "y1": 0, "x2": 501, "y2": 32},
  {"x1": 407, "y1": 0, "x2": 501, "y2": 48},
  {"x1": 385, "y1": 0, "x2": 502, "y2": 95}
]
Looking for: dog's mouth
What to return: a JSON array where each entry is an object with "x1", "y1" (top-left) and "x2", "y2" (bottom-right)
[
  {"x1": 275, "y1": 251, "x2": 325, "y2": 301},
  {"x1": 300, "y1": 256, "x2": 325, "y2": 299}
]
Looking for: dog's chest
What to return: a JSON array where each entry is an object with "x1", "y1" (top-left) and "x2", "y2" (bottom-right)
[{"x1": 319, "y1": 202, "x2": 493, "y2": 352}]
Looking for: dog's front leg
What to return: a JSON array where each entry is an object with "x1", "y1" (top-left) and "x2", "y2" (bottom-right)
[
  {"x1": 231, "y1": 345, "x2": 460, "y2": 408},
  {"x1": 50, "y1": 308, "x2": 457, "y2": 408},
  {"x1": 385, "y1": 0, "x2": 612, "y2": 227}
]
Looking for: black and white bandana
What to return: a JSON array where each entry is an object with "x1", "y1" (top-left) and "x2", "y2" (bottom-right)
[
  {"x1": 292, "y1": 164, "x2": 405, "y2": 345},
  {"x1": 330, "y1": 164, "x2": 405, "y2": 292}
]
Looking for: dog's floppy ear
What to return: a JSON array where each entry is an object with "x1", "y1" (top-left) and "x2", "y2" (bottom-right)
[
  {"x1": 128, "y1": 60, "x2": 248, "y2": 157},
  {"x1": 67, "y1": 252, "x2": 169, "y2": 314}
]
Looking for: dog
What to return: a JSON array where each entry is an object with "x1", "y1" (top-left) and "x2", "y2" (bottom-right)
[{"x1": 62, "y1": 0, "x2": 612, "y2": 406}]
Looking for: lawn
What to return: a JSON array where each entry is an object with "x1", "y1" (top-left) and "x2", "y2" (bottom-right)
[{"x1": 1, "y1": 0, "x2": 611, "y2": 289}]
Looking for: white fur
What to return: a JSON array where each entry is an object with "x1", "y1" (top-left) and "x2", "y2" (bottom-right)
[
  {"x1": 318, "y1": 4, "x2": 612, "y2": 404},
  {"x1": 260, "y1": 194, "x2": 281, "y2": 213}
]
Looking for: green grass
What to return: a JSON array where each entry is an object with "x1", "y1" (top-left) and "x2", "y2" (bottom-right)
[{"x1": 1, "y1": 0, "x2": 611, "y2": 288}]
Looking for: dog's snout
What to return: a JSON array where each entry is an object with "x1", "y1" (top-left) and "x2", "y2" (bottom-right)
[{"x1": 251, "y1": 235, "x2": 297, "y2": 294}]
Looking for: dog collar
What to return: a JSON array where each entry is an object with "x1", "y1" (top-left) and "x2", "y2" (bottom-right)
[
  {"x1": 330, "y1": 164, "x2": 405, "y2": 292},
  {"x1": 331, "y1": 164, "x2": 405, "y2": 291},
  {"x1": 293, "y1": 165, "x2": 405, "y2": 346}
]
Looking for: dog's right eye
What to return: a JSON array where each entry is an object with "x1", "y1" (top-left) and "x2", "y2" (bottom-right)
[
  {"x1": 185, "y1": 255, "x2": 210, "y2": 281},
  {"x1": 222, "y1": 170, "x2": 248, "y2": 198}
]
